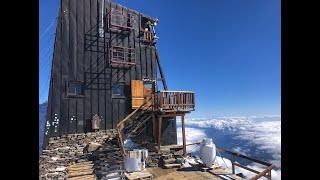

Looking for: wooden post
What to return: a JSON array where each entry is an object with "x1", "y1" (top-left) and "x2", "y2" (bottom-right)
[
  {"x1": 181, "y1": 115, "x2": 187, "y2": 158},
  {"x1": 117, "y1": 128, "x2": 126, "y2": 157},
  {"x1": 231, "y1": 154, "x2": 235, "y2": 174},
  {"x1": 152, "y1": 112, "x2": 156, "y2": 143},
  {"x1": 158, "y1": 115, "x2": 162, "y2": 148}
]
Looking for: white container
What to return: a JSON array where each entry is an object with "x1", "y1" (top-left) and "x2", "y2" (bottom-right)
[
  {"x1": 200, "y1": 138, "x2": 216, "y2": 168},
  {"x1": 124, "y1": 149, "x2": 148, "y2": 172}
]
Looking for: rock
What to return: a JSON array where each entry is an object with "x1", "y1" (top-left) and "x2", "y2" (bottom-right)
[{"x1": 85, "y1": 142, "x2": 102, "y2": 152}]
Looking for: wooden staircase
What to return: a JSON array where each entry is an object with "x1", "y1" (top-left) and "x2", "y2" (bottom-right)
[{"x1": 116, "y1": 98, "x2": 153, "y2": 156}]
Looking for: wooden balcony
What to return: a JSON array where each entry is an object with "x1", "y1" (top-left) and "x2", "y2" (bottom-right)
[{"x1": 157, "y1": 91, "x2": 195, "y2": 112}]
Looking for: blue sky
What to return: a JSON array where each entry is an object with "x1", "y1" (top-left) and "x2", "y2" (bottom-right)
[{"x1": 39, "y1": 0, "x2": 281, "y2": 118}]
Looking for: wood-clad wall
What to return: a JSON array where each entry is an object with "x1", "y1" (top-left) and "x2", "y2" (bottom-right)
[{"x1": 43, "y1": 0, "x2": 176, "y2": 148}]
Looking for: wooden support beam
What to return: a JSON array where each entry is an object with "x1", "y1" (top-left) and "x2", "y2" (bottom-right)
[
  {"x1": 158, "y1": 115, "x2": 162, "y2": 148},
  {"x1": 155, "y1": 47, "x2": 168, "y2": 90},
  {"x1": 181, "y1": 115, "x2": 186, "y2": 158},
  {"x1": 152, "y1": 112, "x2": 156, "y2": 143},
  {"x1": 158, "y1": 113, "x2": 185, "y2": 117},
  {"x1": 117, "y1": 128, "x2": 126, "y2": 156}
]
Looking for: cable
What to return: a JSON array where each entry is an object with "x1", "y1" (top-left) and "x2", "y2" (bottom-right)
[
  {"x1": 40, "y1": 18, "x2": 57, "y2": 40},
  {"x1": 216, "y1": 148, "x2": 229, "y2": 169}
]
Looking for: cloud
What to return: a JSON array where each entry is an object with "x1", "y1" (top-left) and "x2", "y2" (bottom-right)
[
  {"x1": 176, "y1": 115, "x2": 281, "y2": 179},
  {"x1": 233, "y1": 120, "x2": 281, "y2": 168},
  {"x1": 177, "y1": 127, "x2": 207, "y2": 153}
]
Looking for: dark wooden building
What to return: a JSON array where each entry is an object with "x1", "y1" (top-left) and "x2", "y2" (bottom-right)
[{"x1": 43, "y1": 0, "x2": 195, "y2": 153}]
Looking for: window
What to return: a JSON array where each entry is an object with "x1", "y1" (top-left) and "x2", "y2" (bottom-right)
[
  {"x1": 112, "y1": 47, "x2": 124, "y2": 61},
  {"x1": 67, "y1": 81, "x2": 84, "y2": 96},
  {"x1": 109, "y1": 46, "x2": 136, "y2": 66},
  {"x1": 141, "y1": 16, "x2": 152, "y2": 31},
  {"x1": 113, "y1": 83, "x2": 124, "y2": 95},
  {"x1": 144, "y1": 83, "x2": 153, "y2": 89}
]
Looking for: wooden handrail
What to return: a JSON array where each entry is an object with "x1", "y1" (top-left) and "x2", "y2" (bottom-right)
[
  {"x1": 216, "y1": 147, "x2": 275, "y2": 180},
  {"x1": 117, "y1": 97, "x2": 152, "y2": 130},
  {"x1": 116, "y1": 97, "x2": 152, "y2": 156},
  {"x1": 217, "y1": 148, "x2": 272, "y2": 166},
  {"x1": 159, "y1": 90, "x2": 194, "y2": 93},
  {"x1": 158, "y1": 91, "x2": 195, "y2": 111},
  {"x1": 250, "y1": 164, "x2": 275, "y2": 180}
]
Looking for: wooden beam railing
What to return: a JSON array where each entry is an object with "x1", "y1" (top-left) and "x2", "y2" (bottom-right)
[
  {"x1": 158, "y1": 90, "x2": 195, "y2": 111},
  {"x1": 116, "y1": 97, "x2": 152, "y2": 157},
  {"x1": 217, "y1": 148, "x2": 276, "y2": 180}
]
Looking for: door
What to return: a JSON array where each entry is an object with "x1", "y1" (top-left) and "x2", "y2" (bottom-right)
[
  {"x1": 131, "y1": 80, "x2": 154, "y2": 109},
  {"x1": 132, "y1": 80, "x2": 144, "y2": 109}
]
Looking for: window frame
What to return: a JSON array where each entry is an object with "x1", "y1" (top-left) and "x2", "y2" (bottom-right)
[
  {"x1": 112, "y1": 83, "x2": 125, "y2": 97},
  {"x1": 66, "y1": 81, "x2": 84, "y2": 97}
]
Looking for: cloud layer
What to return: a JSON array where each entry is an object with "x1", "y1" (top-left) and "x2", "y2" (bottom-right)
[{"x1": 176, "y1": 115, "x2": 281, "y2": 179}]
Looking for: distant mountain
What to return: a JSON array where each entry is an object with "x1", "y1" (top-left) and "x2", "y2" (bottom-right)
[{"x1": 39, "y1": 101, "x2": 48, "y2": 156}]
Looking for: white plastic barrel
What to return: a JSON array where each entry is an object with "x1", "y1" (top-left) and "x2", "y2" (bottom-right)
[{"x1": 200, "y1": 138, "x2": 216, "y2": 168}]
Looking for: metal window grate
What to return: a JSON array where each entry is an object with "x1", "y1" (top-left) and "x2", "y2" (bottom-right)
[
  {"x1": 109, "y1": 46, "x2": 136, "y2": 67},
  {"x1": 108, "y1": 8, "x2": 135, "y2": 31}
]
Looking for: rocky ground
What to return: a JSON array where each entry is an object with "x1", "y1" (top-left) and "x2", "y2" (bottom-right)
[{"x1": 39, "y1": 129, "x2": 120, "y2": 180}]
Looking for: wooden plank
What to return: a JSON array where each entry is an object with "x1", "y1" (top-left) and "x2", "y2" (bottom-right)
[
  {"x1": 68, "y1": 0, "x2": 78, "y2": 134},
  {"x1": 112, "y1": 100, "x2": 119, "y2": 128},
  {"x1": 146, "y1": 46, "x2": 151, "y2": 78},
  {"x1": 151, "y1": 46, "x2": 156, "y2": 79},
  {"x1": 83, "y1": 0, "x2": 92, "y2": 133},
  {"x1": 118, "y1": 98, "x2": 125, "y2": 124},
  {"x1": 90, "y1": 0, "x2": 99, "y2": 126},
  {"x1": 132, "y1": 99, "x2": 144, "y2": 108},
  {"x1": 68, "y1": 175, "x2": 96, "y2": 180},
  {"x1": 76, "y1": 0, "x2": 84, "y2": 127},
  {"x1": 131, "y1": 80, "x2": 143, "y2": 97},
  {"x1": 129, "y1": 9, "x2": 137, "y2": 80},
  {"x1": 59, "y1": 0, "x2": 70, "y2": 136},
  {"x1": 125, "y1": 169, "x2": 153, "y2": 180}
]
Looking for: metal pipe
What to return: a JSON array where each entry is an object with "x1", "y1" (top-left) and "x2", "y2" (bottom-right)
[{"x1": 101, "y1": 0, "x2": 104, "y2": 28}]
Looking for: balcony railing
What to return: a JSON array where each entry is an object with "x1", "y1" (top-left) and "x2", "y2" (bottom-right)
[
  {"x1": 217, "y1": 148, "x2": 276, "y2": 180},
  {"x1": 143, "y1": 31, "x2": 153, "y2": 43},
  {"x1": 157, "y1": 91, "x2": 195, "y2": 111}
]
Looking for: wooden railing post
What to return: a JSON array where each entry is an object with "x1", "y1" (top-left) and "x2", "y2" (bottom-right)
[
  {"x1": 159, "y1": 92, "x2": 163, "y2": 109},
  {"x1": 232, "y1": 154, "x2": 235, "y2": 174},
  {"x1": 268, "y1": 170, "x2": 271, "y2": 180},
  {"x1": 181, "y1": 115, "x2": 186, "y2": 158},
  {"x1": 158, "y1": 115, "x2": 163, "y2": 148}
]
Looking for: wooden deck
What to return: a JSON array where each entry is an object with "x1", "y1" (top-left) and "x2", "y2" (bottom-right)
[{"x1": 147, "y1": 167, "x2": 245, "y2": 180}]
